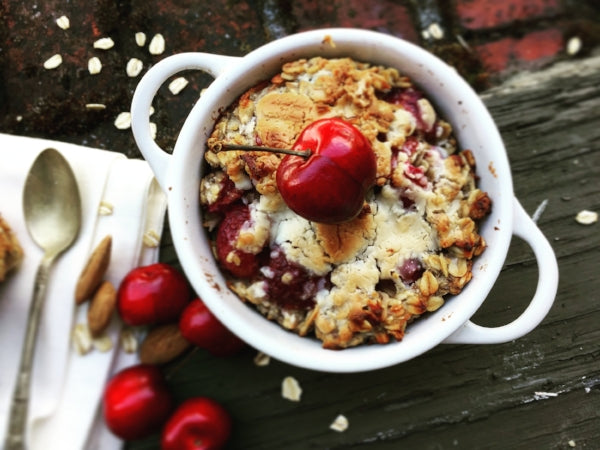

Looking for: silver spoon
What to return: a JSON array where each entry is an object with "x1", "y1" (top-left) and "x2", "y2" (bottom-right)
[{"x1": 4, "y1": 148, "x2": 82, "y2": 450}]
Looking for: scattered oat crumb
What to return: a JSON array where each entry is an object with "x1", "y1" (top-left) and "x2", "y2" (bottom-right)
[
  {"x1": 575, "y1": 210, "x2": 597, "y2": 225},
  {"x1": 120, "y1": 328, "x2": 138, "y2": 353},
  {"x1": 427, "y1": 22, "x2": 444, "y2": 40},
  {"x1": 149, "y1": 122, "x2": 157, "y2": 140},
  {"x1": 88, "y1": 56, "x2": 102, "y2": 75},
  {"x1": 330, "y1": 414, "x2": 349, "y2": 432},
  {"x1": 126, "y1": 58, "x2": 143, "y2": 77},
  {"x1": 72, "y1": 323, "x2": 93, "y2": 355},
  {"x1": 566, "y1": 37, "x2": 582, "y2": 56},
  {"x1": 168, "y1": 77, "x2": 189, "y2": 95},
  {"x1": 253, "y1": 351, "x2": 271, "y2": 366},
  {"x1": 142, "y1": 229, "x2": 160, "y2": 247},
  {"x1": 86, "y1": 103, "x2": 107, "y2": 111},
  {"x1": 16, "y1": 115, "x2": 23, "y2": 122},
  {"x1": 93, "y1": 37, "x2": 115, "y2": 50},
  {"x1": 149, "y1": 106, "x2": 155, "y2": 116},
  {"x1": 135, "y1": 32, "x2": 147, "y2": 47},
  {"x1": 114, "y1": 112, "x2": 132, "y2": 130},
  {"x1": 43, "y1": 54, "x2": 63, "y2": 70},
  {"x1": 282, "y1": 376, "x2": 302, "y2": 401},
  {"x1": 93, "y1": 333, "x2": 114, "y2": 352},
  {"x1": 56, "y1": 15, "x2": 70, "y2": 30},
  {"x1": 149, "y1": 33, "x2": 165, "y2": 55},
  {"x1": 98, "y1": 201, "x2": 114, "y2": 215},
  {"x1": 568, "y1": 439, "x2": 576, "y2": 447}
]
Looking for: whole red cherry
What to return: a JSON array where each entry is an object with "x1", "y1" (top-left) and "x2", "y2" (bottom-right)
[
  {"x1": 161, "y1": 397, "x2": 232, "y2": 450},
  {"x1": 103, "y1": 364, "x2": 173, "y2": 441},
  {"x1": 276, "y1": 118, "x2": 376, "y2": 224},
  {"x1": 179, "y1": 298, "x2": 246, "y2": 356},
  {"x1": 117, "y1": 263, "x2": 191, "y2": 326}
]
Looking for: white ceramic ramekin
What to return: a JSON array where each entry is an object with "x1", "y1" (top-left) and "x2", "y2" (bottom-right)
[{"x1": 131, "y1": 28, "x2": 559, "y2": 372}]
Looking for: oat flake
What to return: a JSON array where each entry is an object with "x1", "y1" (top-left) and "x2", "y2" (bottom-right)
[
  {"x1": 142, "y1": 229, "x2": 160, "y2": 247},
  {"x1": 575, "y1": 210, "x2": 598, "y2": 225},
  {"x1": 149, "y1": 122, "x2": 157, "y2": 140},
  {"x1": 168, "y1": 77, "x2": 189, "y2": 95},
  {"x1": 253, "y1": 351, "x2": 271, "y2": 366},
  {"x1": 567, "y1": 37, "x2": 582, "y2": 56},
  {"x1": 120, "y1": 328, "x2": 138, "y2": 354},
  {"x1": 86, "y1": 103, "x2": 107, "y2": 111},
  {"x1": 72, "y1": 323, "x2": 93, "y2": 355},
  {"x1": 114, "y1": 112, "x2": 132, "y2": 130},
  {"x1": 135, "y1": 32, "x2": 147, "y2": 47},
  {"x1": 282, "y1": 376, "x2": 302, "y2": 401},
  {"x1": 98, "y1": 201, "x2": 114, "y2": 215},
  {"x1": 126, "y1": 58, "x2": 143, "y2": 77},
  {"x1": 329, "y1": 414, "x2": 349, "y2": 432},
  {"x1": 149, "y1": 33, "x2": 165, "y2": 55},
  {"x1": 56, "y1": 15, "x2": 70, "y2": 30},
  {"x1": 93, "y1": 333, "x2": 114, "y2": 352},
  {"x1": 94, "y1": 37, "x2": 115, "y2": 50},
  {"x1": 88, "y1": 56, "x2": 102, "y2": 75},
  {"x1": 43, "y1": 54, "x2": 63, "y2": 70}
]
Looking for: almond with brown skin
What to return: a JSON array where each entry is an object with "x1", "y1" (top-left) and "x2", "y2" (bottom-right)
[
  {"x1": 75, "y1": 235, "x2": 112, "y2": 304},
  {"x1": 87, "y1": 280, "x2": 117, "y2": 337},
  {"x1": 139, "y1": 323, "x2": 191, "y2": 365}
]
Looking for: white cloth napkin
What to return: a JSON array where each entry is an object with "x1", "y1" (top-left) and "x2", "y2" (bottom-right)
[{"x1": 0, "y1": 133, "x2": 167, "y2": 449}]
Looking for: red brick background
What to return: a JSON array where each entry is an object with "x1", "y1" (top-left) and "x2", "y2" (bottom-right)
[{"x1": 0, "y1": 0, "x2": 598, "y2": 153}]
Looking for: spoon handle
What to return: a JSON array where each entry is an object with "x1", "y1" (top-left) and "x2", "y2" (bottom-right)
[{"x1": 4, "y1": 255, "x2": 54, "y2": 450}]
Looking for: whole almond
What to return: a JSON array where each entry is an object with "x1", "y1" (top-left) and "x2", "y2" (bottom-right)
[
  {"x1": 139, "y1": 323, "x2": 191, "y2": 365},
  {"x1": 75, "y1": 235, "x2": 112, "y2": 304},
  {"x1": 87, "y1": 280, "x2": 117, "y2": 336}
]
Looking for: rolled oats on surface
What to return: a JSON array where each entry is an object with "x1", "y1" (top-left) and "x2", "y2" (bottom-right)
[
  {"x1": 168, "y1": 77, "x2": 189, "y2": 95},
  {"x1": 281, "y1": 376, "x2": 302, "y2": 401},
  {"x1": 135, "y1": 32, "x2": 147, "y2": 47},
  {"x1": 575, "y1": 210, "x2": 598, "y2": 225},
  {"x1": 329, "y1": 414, "x2": 349, "y2": 432},
  {"x1": 43, "y1": 54, "x2": 63, "y2": 70},
  {"x1": 93, "y1": 37, "x2": 115, "y2": 50},
  {"x1": 114, "y1": 112, "x2": 132, "y2": 130},
  {"x1": 88, "y1": 57, "x2": 102, "y2": 75},
  {"x1": 56, "y1": 15, "x2": 70, "y2": 30},
  {"x1": 148, "y1": 33, "x2": 165, "y2": 55},
  {"x1": 126, "y1": 58, "x2": 143, "y2": 77}
]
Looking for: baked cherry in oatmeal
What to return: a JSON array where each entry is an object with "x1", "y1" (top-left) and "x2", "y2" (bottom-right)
[{"x1": 200, "y1": 57, "x2": 491, "y2": 349}]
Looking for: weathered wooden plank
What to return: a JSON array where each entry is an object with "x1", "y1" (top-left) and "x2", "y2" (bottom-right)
[{"x1": 128, "y1": 56, "x2": 600, "y2": 449}]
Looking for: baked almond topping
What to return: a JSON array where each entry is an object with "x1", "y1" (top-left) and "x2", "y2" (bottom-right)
[{"x1": 200, "y1": 57, "x2": 491, "y2": 349}]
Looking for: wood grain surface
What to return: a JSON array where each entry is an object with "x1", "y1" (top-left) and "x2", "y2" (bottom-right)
[{"x1": 126, "y1": 56, "x2": 600, "y2": 449}]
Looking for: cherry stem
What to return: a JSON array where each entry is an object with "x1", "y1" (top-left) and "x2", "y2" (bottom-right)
[{"x1": 216, "y1": 143, "x2": 312, "y2": 159}]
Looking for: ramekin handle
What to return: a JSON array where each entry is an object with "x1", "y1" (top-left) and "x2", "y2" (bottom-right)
[
  {"x1": 131, "y1": 52, "x2": 240, "y2": 190},
  {"x1": 443, "y1": 198, "x2": 559, "y2": 344}
]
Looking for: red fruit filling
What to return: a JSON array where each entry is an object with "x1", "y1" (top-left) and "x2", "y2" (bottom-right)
[
  {"x1": 216, "y1": 204, "x2": 260, "y2": 278},
  {"x1": 398, "y1": 258, "x2": 424, "y2": 284},
  {"x1": 261, "y1": 247, "x2": 328, "y2": 311},
  {"x1": 380, "y1": 87, "x2": 439, "y2": 142},
  {"x1": 207, "y1": 175, "x2": 244, "y2": 213}
]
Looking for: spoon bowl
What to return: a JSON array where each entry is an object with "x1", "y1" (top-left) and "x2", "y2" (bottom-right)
[{"x1": 4, "y1": 148, "x2": 81, "y2": 450}]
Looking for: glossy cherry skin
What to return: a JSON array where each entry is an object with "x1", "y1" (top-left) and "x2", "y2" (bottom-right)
[
  {"x1": 161, "y1": 397, "x2": 232, "y2": 450},
  {"x1": 276, "y1": 118, "x2": 376, "y2": 224},
  {"x1": 179, "y1": 298, "x2": 246, "y2": 356},
  {"x1": 117, "y1": 263, "x2": 191, "y2": 326},
  {"x1": 103, "y1": 364, "x2": 173, "y2": 441}
]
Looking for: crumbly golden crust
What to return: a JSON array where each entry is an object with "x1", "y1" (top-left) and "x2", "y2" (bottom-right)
[
  {"x1": 201, "y1": 57, "x2": 491, "y2": 349},
  {"x1": 0, "y1": 214, "x2": 24, "y2": 282}
]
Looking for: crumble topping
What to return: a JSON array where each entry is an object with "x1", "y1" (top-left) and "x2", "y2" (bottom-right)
[{"x1": 200, "y1": 57, "x2": 491, "y2": 349}]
